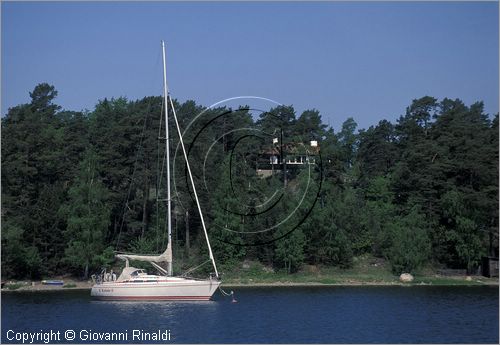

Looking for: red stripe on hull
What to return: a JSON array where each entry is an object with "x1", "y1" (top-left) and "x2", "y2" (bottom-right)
[{"x1": 94, "y1": 295, "x2": 212, "y2": 301}]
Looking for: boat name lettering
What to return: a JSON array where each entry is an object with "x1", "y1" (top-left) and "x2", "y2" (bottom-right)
[{"x1": 99, "y1": 288, "x2": 114, "y2": 293}]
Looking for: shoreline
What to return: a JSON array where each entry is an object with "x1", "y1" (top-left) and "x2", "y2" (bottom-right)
[
  {"x1": 2, "y1": 276, "x2": 498, "y2": 293},
  {"x1": 223, "y1": 280, "x2": 500, "y2": 287}
]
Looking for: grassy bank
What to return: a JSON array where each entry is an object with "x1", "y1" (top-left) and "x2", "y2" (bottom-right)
[{"x1": 221, "y1": 255, "x2": 499, "y2": 287}]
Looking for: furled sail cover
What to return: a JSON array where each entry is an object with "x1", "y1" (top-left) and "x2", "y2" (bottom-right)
[{"x1": 116, "y1": 242, "x2": 172, "y2": 263}]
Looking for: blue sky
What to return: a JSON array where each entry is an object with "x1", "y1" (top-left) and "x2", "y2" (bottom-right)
[{"x1": 2, "y1": 1, "x2": 498, "y2": 131}]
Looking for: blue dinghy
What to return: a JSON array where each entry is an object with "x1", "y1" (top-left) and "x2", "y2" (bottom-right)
[{"x1": 42, "y1": 280, "x2": 64, "y2": 286}]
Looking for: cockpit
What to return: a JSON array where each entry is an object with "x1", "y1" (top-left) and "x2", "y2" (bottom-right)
[{"x1": 130, "y1": 269, "x2": 147, "y2": 277}]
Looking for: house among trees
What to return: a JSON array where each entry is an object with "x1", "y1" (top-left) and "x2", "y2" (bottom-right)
[{"x1": 257, "y1": 141, "x2": 320, "y2": 178}]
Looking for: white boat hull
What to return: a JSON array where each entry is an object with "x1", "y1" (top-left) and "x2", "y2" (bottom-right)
[{"x1": 91, "y1": 278, "x2": 221, "y2": 301}]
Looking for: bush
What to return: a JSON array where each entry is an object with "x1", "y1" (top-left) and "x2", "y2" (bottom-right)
[
  {"x1": 385, "y1": 207, "x2": 431, "y2": 274},
  {"x1": 6, "y1": 283, "x2": 24, "y2": 290},
  {"x1": 322, "y1": 226, "x2": 353, "y2": 268},
  {"x1": 275, "y1": 229, "x2": 305, "y2": 274}
]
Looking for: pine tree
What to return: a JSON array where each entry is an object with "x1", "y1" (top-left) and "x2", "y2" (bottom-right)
[{"x1": 60, "y1": 149, "x2": 113, "y2": 278}]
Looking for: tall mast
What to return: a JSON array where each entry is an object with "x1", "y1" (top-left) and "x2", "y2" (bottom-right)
[
  {"x1": 162, "y1": 40, "x2": 173, "y2": 276},
  {"x1": 160, "y1": 41, "x2": 219, "y2": 278}
]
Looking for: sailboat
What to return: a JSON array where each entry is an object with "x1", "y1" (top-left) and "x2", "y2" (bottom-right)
[{"x1": 91, "y1": 41, "x2": 221, "y2": 301}]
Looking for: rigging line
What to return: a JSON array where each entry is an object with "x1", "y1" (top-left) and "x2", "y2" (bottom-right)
[
  {"x1": 156, "y1": 95, "x2": 164, "y2": 252},
  {"x1": 180, "y1": 259, "x2": 211, "y2": 277},
  {"x1": 157, "y1": 96, "x2": 165, "y2": 192},
  {"x1": 157, "y1": 97, "x2": 168, "y2": 215},
  {"x1": 147, "y1": 47, "x2": 163, "y2": 97},
  {"x1": 157, "y1": 94, "x2": 169, "y2": 250},
  {"x1": 168, "y1": 95, "x2": 219, "y2": 277},
  {"x1": 115, "y1": 95, "x2": 155, "y2": 250},
  {"x1": 115, "y1": 132, "x2": 145, "y2": 248},
  {"x1": 158, "y1": 147, "x2": 167, "y2": 199}
]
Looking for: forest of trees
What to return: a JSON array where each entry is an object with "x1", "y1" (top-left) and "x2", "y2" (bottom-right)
[{"x1": 2, "y1": 83, "x2": 498, "y2": 279}]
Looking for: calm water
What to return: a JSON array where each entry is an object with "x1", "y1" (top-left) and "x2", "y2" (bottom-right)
[{"x1": 1, "y1": 286, "x2": 498, "y2": 343}]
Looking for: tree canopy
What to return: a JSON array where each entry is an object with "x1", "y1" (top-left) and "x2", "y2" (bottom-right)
[{"x1": 2, "y1": 84, "x2": 498, "y2": 278}]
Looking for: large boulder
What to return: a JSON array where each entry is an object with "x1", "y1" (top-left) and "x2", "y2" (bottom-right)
[{"x1": 400, "y1": 273, "x2": 414, "y2": 283}]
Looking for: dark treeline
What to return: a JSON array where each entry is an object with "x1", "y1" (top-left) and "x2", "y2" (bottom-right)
[{"x1": 2, "y1": 83, "x2": 498, "y2": 279}]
